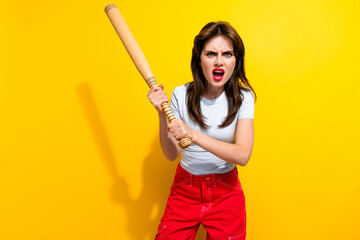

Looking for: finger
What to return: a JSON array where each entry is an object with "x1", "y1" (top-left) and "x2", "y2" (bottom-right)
[
  {"x1": 155, "y1": 91, "x2": 167, "y2": 99},
  {"x1": 170, "y1": 130, "x2": 181, "y2": 140},
  {"x1": 150, "y1": 91, "x2": 166, "y2": 100},
  {"x1": 170, "y1": 125, "x2": 184, "y2": 136},
  {"x1": 150, "y1": 86, "x2": 160, "y2": 91},
  {"x1": 168, "y1": 121, "x2": 177, "y2": 129},
  {"x1": 174, "y1": 130, "x2": 187, "y2": 141},
  {"x1": 153, "y1": 86, "x2": 163, "y2": 92},
  {"x1": 154, "y1": 93, "x2": 167, "y2": 101}
]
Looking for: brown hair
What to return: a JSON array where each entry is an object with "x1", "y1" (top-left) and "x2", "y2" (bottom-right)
[{"x1": 187, "y1": 21, "x2": 256, "y2": 129}]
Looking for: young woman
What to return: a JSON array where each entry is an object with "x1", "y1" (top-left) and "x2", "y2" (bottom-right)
[{"x1": 148, "y1": 21, "x2": 256, "y2": 240}]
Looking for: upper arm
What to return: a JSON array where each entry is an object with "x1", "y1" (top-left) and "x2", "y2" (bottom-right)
[
  {"x1": 235, "y1": 119, "x2": 254, "y2": 156},
  {"x1": 235, "y1": 89, "x2": 255, "y2": 152}
]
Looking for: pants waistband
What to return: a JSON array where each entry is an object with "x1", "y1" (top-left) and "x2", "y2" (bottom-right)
[{"x1": 176, "y1": 164, "x2": 238, "y2": 183}]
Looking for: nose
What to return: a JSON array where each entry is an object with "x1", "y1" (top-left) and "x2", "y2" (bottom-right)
[{"x1": 214, "y1": 55, "x2": 223, "y2": 67}]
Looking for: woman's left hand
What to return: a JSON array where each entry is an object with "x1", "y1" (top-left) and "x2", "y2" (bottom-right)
[{"x1": 168, "y1": 119, "x2": 195, "y2": 142}]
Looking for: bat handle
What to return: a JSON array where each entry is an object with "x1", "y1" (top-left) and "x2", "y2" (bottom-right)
[
  {"x1": 160, "y1": 102, "x2": 192, "y2": 149},
  {"x1": 147, "y1": 78, "x2": 192, "y2": 148}
]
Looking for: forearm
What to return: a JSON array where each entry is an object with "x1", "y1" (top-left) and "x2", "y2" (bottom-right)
[
  {"x1": 159, "y1": 112, "x2": 181, "y2": 161},
  {"x1": 191, "y1": 130, "x2": 253, "y2": 166}
]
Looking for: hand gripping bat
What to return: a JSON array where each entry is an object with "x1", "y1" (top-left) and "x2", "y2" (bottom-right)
[{"x1": 105, "y1": 4, "x2": 192, "y2": 149}]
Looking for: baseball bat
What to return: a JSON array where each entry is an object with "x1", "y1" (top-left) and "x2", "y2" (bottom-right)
[{"x1": 104, "y1": 4, "x2": 192, "y2": 149}]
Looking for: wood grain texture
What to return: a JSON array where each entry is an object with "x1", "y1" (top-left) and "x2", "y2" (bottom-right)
[{"x1": 105, "y1": 4, "x2": 192, "y2": 148}]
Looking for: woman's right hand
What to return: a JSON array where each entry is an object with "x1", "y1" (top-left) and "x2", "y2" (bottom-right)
[{"x1": 147, "y1": 84, "x2": 169, "y2": 113}]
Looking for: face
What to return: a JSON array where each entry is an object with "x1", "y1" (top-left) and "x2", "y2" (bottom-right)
[{"x1": 200, "y1": 35, "x2": 236, "y2": 92}]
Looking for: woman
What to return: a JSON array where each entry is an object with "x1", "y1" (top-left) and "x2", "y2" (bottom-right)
[{"x1": 148, "y1": 21, "x2": 256, "y2": 240}]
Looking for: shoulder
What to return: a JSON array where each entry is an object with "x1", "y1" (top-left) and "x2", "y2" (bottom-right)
[
  {"x1": 237, "y1": 87, "x2": 255, "y2": 118},
  {"x1": 172, "y1": 83, "x2": 190, "y2": 97},
  {"x1": 240, "y1": 88, "x2": 255, "y2": 103}
]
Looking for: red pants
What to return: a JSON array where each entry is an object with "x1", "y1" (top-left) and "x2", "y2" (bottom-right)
[{"x1": 155, "y1": 164, "x2": 246, "y2": 240}]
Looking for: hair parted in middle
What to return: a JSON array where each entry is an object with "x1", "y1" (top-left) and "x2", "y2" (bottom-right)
[{"x1": 187, "y1": 21, "x2": 256, "y2": 129}]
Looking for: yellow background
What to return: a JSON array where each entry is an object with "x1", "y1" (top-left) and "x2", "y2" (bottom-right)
[{"x1": 1, "y1": 0, "x2": 359, "y2": 239}]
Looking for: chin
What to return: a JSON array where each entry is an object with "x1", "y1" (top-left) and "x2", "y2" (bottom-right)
[{"x1": 209, "y1": 81, "x2": 226, "y2": 88}]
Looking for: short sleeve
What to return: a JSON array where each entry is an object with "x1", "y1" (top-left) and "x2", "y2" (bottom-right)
[
  {"x1": 169, "y1": 88, "x2": 180, "y2": 119},
  {"x1": 237, "y1": 90, "x2": 255, "y2": 119}
]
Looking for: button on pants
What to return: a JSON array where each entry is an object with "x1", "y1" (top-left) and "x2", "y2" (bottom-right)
[{"x1": 155, "y1": 164, "x2": 246, "y2": 240}]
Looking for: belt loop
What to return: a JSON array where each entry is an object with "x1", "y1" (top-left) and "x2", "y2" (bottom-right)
[
  {"x1": 212, "y1": 174, "x2": 217, "y2": 187},
  {"x1": 190, "y1": 174, "x2": 193, "y2": 187}
]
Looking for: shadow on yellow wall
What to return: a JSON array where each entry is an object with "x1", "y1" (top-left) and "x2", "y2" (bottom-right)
[{"x1": 77, "y1": 82, "x2": 207, "y2": 239}]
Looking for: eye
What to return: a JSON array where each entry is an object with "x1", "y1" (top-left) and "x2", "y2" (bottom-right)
[
  {"x1": 206, "y1": 52, "x2": 216, "y2": 57},
  {"x1": 224, "y1": 52, "x2": 233, "y2": 57}
]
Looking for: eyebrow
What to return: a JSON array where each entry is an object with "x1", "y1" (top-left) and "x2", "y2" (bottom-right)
[
  {"x1": 204, "y1": 50, "x2": 234, "y2": 54},
  {"x1": 205, "y1": 50, "x2": 234, "y2": 52}
]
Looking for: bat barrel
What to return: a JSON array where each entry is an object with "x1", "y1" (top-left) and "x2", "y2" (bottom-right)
[
  {"x1": 105, "y1": 4, "x2": 192, "y2": 149},
  {"x1": 105, "y1": 4, "x2": 154, "y2": 82},
  {"x1": 105, "y1": 3, "x2": 117, "y2": 13}
]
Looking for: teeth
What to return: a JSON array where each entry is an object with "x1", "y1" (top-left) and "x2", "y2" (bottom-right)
[{"x1": 213, "y1": 70, "x2": 224, "y2": 75}]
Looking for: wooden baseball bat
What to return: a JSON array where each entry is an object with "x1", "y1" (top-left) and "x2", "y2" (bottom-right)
[{"x1": 105, "y1": 3, "x2": 192, "y2": 149}]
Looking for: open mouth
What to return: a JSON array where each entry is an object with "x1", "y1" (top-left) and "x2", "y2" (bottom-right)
[{"x1": 212, "y1": 68, "x2": 225, "y2": 81}]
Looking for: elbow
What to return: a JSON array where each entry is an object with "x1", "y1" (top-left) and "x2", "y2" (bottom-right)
[
  {"x1": 161, "y1": 146, "x2": 180, "y2": 162},
  {"x1": 166, "y1": 155, "x2": 178, "y2": 162},
  {"x1": 238, "y1": 160, "x2": 249, "y2": 167},
  {"x1": 236, "y1": 153, "x2": 251, "y2": 167},
  {"x1": 233, "y1": 143, "x2": 253, "y2": 167},
  {"x1": 163, "y1": 150, "x2": 180, "y2": 162}
]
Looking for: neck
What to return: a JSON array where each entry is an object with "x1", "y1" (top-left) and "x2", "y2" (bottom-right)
[{"x1": 203, "y1": 86, "x2": 224, "y2": 99}]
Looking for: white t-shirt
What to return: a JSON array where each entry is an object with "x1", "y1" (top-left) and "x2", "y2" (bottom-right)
[{"x1": 170, "y1": 84, "x2": 255, "y2": 175}]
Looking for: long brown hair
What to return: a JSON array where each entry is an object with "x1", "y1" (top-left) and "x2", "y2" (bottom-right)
[{"x1": 187, "y1": 21, "x2": 256, "y2": 129}]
